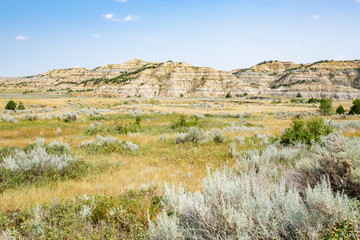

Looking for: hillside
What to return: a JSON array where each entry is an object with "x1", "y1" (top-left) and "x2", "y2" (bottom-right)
[{"x1": 1, "y1": 59, "x2": 360, "y2": 99}]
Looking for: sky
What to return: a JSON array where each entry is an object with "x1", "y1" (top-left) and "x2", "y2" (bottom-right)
[{"x1": 1, "y1": 0, "x2": 360, "y2": 77}]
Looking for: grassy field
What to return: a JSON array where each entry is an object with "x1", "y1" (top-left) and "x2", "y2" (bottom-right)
[{"x1": 0, "y1": 96, "x2": 359, "y2": 239}]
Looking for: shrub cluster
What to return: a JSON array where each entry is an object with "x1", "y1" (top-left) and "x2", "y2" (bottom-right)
[
  {"x1": 150, "y1": 132, "x2": 360, "y2": 239},
  {"x1": 280, "y1": 117, "x2": 333, "y2": 146},
  {"x1": 80, "y1": 135, "x2": 138, "y2": 154},
  {"x1": 0, "y1": 138, "x2": 88, "y2": 192}
]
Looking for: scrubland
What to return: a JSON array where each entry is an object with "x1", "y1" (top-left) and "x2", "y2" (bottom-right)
[{"x1": 0, "y1": 96, "x2": 360, "y2": 239}]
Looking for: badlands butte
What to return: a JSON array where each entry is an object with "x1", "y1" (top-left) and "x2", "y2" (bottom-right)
[{"x1": 1, "y1": 59, "x2": 360, "y2": 99}]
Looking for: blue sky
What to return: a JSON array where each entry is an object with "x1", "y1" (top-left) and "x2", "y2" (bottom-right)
[{"x1": 1, "y1": 0, "x2": 360, "y2": 76}]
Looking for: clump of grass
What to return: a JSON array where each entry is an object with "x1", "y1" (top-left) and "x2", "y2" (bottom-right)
[
  {"x1": 80, "y1": 135, "x2": 138, "y2": 154},
  {"x1": 116, "y1": 116, "x2": 142, "y2": 134}
]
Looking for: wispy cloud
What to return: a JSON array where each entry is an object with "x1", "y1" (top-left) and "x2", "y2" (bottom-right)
[
  {"x1": 292, "y1": 43, "x2": 300, "y2": 48},
  {"x1": 123, "y1": 14, "x2": 141, "y2": 22},
  {"x1": 115, "y1": 0, "x2": 130, "y2": 2},
  {"x1": 15, "y1": 35, "x2": 30, "y2": 40},
  {"x1": 357, "y1": 0, "x2": 360, "y2": 3},
  {"x1": 102, "y1": 13, "x2": 120, "y2": 22},
  {"x1": 312, "y1": 14, "x2": 319, "y2": 20},
  {"x1": 102, "y1": 13, "x2": 141, "y2": 23},
  {"x1": 91, "y1": 33, "x2": 101, "y2": 38}
]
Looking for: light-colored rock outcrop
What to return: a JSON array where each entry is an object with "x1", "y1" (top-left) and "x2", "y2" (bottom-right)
[{"x1": 1, "y1": 59, "x2": 360, "y2": 99}]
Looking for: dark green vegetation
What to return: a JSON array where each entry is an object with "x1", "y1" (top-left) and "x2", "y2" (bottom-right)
[
  {"x1": 319, "y1": 98, "x2": 333, "y2": 116},
  {"x1": 280, "y1": 117, "x2": 333, "y2": 146},
  {"x1": 349, "y1": 98, "x2": 360, "y2": 115},
  {"x1": 336, "y1": 105, "x2": 345, "y2": 115},
  {"x1": 5, "y1": 100, "x2": 17, "y2": 110},
  {"x1": 79, "y1": 65, "x2": 157, "y2": 86}
]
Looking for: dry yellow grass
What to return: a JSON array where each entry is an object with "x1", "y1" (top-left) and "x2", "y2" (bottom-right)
[{"x1": 0, "y1": 97, "x2": 357, "y2": 210}]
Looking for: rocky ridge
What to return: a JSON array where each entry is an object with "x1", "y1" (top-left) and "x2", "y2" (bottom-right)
[{"x1": 1, "y1": 59, "x2": 360, "y2": 99}]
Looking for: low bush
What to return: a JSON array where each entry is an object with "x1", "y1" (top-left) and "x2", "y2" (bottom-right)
[
  {"x1": 17, "y1": 102, "x2": 25, "y2": 110},
  {"x1": 171, "y1": 115, "x2": 199, "y2": 129},
  {"x1": 149, "y1": 170, "x2": 358, "y2": 239},
  {"x1": 0, "y1": 139, "x2": 88, "y2": 193},
  {"x1": 80, "y1": 135, "x2": 138, "y2": 154},
  {"x1": 5, "y1": 100, "x2": 16, "y2": 110},
  {"x1": 280, "y1": 117, "x2": 333, "y2": 146},
  {"x1": 0, "y1": 114, "x2": 17, "y2": 123},
  {"x1": 175, "y1": 127, "x2": 205, "y2": 144},
  {"x1": 63, "y1": 112, "x2": 78, "y2": 122},
  {"x1": 296, "y1": 133, "x2": 360, "y2": 199},
  {"x1": 116, "y1": 116, "x2": 141, "y2": 134}
]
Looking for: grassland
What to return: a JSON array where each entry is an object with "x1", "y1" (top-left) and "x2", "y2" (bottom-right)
[{"x1": 0, "y1": 95, "x2": 359, "y2": 239}]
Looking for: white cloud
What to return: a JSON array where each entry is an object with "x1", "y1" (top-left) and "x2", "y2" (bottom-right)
[
  {"x1": 312, "y1": 14, "x2": 319, "y2": 20},
  {"x1": 115, "y1": 0, "x2": 130, "y2": 2},
  {"x1": 15, "y1": 35, "x2": 30, "y2": 40},
  {"x1": 338, "y1": 55, "x2": 345, "y2": 59},
  {"x1": 292, "y1": 43, "x2": 300, "y2": 48},
  {"x1": 357, "y1": 0, "x2": 360, "y2": 3},
  {"x1": 123, "y1": 14, "x2": 141, "y2": 22},
  {"x1": 102, "y1": 13, "x2": 141, "y2": 23},
  {"x1": 92, "y1": 33, "x2": 101, "y2": 38},
  {"x1": 102, "y1": 13, "x2": 120, "y2": 22}
]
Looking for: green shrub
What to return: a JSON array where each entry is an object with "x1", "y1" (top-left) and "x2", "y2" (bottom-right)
[
  {"x1": 280, "y1": 117, "x2": 333, "y2": 146},
  {"x1": 349, "y1": 99, "x2": 360, "y2": 115},
  {"x1": 149, "y1": 98, "x2": 156, "y2": 105},
  {"x1": 296, "y1": 92, "x2": 302, "y2": 98},
  {"x1": 319, "y1": 98, "x2": 333, "y2": 116},
  {"x1": 17, "y1": 102, "x2": 25, "y2": 110},
  {"x1": 5, "y1": 100, "x2": 17, "y2": 110},
  {"x1": 336, "y1": 105, "x2": 345, "y2": 115},
  {"x1": 116, "y1": 116, "x2": 141, "y2": 134},
  {"x1": 180, "y1": 93, "x2": 184, "y2": 98},
  {"x1": 171, "y1": 115, "x2": 199, "y2": 129},
  {"x1": 225, "y1": 92, "x2": 232, "y2": 98},
  {"x1": 307, "y1": 97, "x2": 320, "y2": 103}
]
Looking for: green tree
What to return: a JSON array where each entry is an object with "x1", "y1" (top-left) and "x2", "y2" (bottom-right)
[
  {"x1": 349, "y1": 99, "x2": 360, "y2": 115},
  {"x1": 225, "y1": 92, "x2": 232, "y2": 98},
  {"x1": 336, "y1": 105, "x2": 345, "y2": 115},
  {"x1": 296, "y1": 92, "x2": 302, "y2": 98},
  {"x1": 318, "y1": 98, "x2": 333, "y2": 116},
  {"x1": 5, "y1": 100, "x2": 17, "y2": 110},
  {"x1": 180, "y1": 93, "x2": 184, "y2": 98},
  {"x1": 17, "y1": 102, "x2": 25, "y2": 110}
]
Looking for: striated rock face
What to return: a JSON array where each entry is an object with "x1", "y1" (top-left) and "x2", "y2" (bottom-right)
[
  {"x1": 94, "y1": 61, "x2": 257, "y2": 97},
  {"x1": 248, "y1": 61, "x2": 301, "y2": 74},
  {"x1": 1, "y1": 59, "x2": 360, "y2": 99}
]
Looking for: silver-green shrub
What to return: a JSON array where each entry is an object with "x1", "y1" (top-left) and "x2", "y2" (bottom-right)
[
  {"x1": 175, "y1": 127, "x2": 206, "y2": 144},
  {"x1": 0, "y1": 114, "x2": 17, "y2": 123},
  {"x1": 0, "y1": 145, "x2": 76, "y2": 171},
  {"x1": 149, "y1": 169, "x2": 358, "y2": 240}
]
